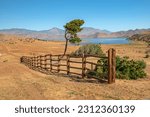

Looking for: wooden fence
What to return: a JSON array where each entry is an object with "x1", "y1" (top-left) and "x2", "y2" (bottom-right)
[{"x1": 20, "y1": 48, "x2": 116, "y2": 84}]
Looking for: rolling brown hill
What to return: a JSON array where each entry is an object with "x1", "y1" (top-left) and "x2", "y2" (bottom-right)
[
  {"x1": 0, "y1": 27, "x2": 150, "y2": 40},
  {"x1": 0, "y1": 34, "x2": 150, "y2": 99}
]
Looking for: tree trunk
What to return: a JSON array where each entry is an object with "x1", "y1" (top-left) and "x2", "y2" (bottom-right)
[
  {"x1": 63, "y1": 31, "x2": 69, "y2": 56},
  {"x1": 63, "y1": 38, "x2": 68, "y2": 56}
]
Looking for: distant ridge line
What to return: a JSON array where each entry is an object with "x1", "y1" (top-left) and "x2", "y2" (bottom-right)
[{"x1": 0, "y1": 27, "x2": 150, "y2": 40}]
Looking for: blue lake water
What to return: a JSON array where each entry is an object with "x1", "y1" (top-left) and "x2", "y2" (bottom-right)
[{"x1": 81, "y1": 38, "x2": 130, "y2": 45}]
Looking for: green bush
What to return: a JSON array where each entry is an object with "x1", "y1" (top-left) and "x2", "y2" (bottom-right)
[
  {"x1": 72, "y1": 44, "x2": 147, "y2": 80},
  {"x1": 87, "y1": 58, "x2": 108, "y2": 79},
  {"x1": 116, "y1": 56, "x2": 146, "y2": 79},
  {"x1": 71, "y1": 44, "x2": 105, "y2": 57},
  {"x1": 94, "y1": 56, "x2": 147, "y2": 80}
]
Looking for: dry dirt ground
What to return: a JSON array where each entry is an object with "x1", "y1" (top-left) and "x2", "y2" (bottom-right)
[{"x1": 0, "y1": 36, "x2": 150, "y2": 100}]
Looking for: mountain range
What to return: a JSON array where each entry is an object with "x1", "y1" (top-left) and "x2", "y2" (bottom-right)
[{"x1": 0, "y1": 27, "x2": 150, "y2": 40}]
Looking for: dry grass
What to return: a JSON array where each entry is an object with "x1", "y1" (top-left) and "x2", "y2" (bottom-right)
[{"x1": 0, "y1": 35, "x2": 150, "y2": 100}]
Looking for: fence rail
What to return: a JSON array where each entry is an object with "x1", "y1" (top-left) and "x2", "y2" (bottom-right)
[{"x1": 20, "y1": 48, "x2": 116, "y2": 84}]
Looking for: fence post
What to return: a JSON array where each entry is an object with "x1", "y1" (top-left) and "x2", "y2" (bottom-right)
[
  {"x1": 91, "y1": 64, "x2": 93, "y2": 71},
  {"x1": 57, "y1": 55, "x2": 60, "y2": 73},
  {"x1": 20, "y1": 57, "x2": 23, "y2": 63},
  {"x1": 50, "y1": 54, "x2": 52, "y2": 72},
  {"x1": 29, "y1": 57, "x2": 31, "y2": 67},
  {"x1": 108, "y1": 48, "x2": 116, "y2": 84},
  {"x1": 108, "y1": 49, "x2": 112, "y2": 84},
  {"x1": 29, "y1": 57, "x2": 32, "y2": 67},
  {"x1": 42, "y1": 55, "x2": 45, "y2": 70},
  {"x1": 33, "y1": 57, "x2": 35, "y2": 67},
  {"x1": 37, "y1": 56, "x2": 40, "y2": 69},
  {"x1": 25, "y1": 57, "x2": 27, "y2": 65},
  {"x1": 26, "y1": 57, "x2": 28, "y2": 66},
  {"x1": 82, "y1": 54, "x2": 86, "y2": 78},
  {"x1": 112, "y1": 49, "x2": 116, "y2": 83},
  {"x1": 26, "y1": 57, "x2": 28, "y2": 65},
  {"x1": 40, "y1": 55, "x2": 42, "y2": 69},
  {"x1": 31, "y1": 57, "x2": 34, "y2": 68},
  {"x1": 35, "y1": 56, "x2": 38, "y2": 67},
  {"x1": 45, "y1": 55, "x2": 47, "y2": 71},
  {"x1": 67, "y1": 55, "x2": 70, "y2": 75}
]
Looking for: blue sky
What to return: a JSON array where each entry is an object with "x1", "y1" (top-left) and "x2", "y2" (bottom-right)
[{"x1": 0, "y1": 0, "x2": 150, "y2": 32}]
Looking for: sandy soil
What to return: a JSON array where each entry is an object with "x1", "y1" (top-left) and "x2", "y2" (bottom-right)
[{"x1": 0, "y1": 37, "x2": 150, "y2": 100}]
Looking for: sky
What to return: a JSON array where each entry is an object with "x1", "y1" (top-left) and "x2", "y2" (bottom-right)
[{"x1": 0, "y1": 0, "x2": 150, "y2": 32}]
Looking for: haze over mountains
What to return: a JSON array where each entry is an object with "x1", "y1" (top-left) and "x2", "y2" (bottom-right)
[{"x1": 0, "y1": 27, "x2": 150, "y2": 40}]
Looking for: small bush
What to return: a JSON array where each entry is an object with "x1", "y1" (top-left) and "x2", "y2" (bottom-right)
[
  {"x1": 86, "y1": 56, "x2": 147, "y2": 80},
  {"x1": 71, "y1": 44, "x2": 105, "y2": 57},
  {"x1": 116, "y1": 56, "x2": 146, "y2": 79},
  {"x1": 72, "y1": 44, "x2": 147, "y2": 80},
  {"x1": 94, "y1": 56, "x2": 147, "y2": 80}
]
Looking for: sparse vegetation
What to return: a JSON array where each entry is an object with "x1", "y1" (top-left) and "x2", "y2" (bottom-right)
[
  {"x1": 71, "y1": 44, "x2": 105, "y2": 57},
  {"x1": 0, "y1": 33, "x2": 150, "y2": 99},
  {"x1": 8, "y1": 42, "x2": 16, "y2": 44},
  {"x1": 129, "y1": 34, "x2": 150, "y2": 43},
  {"x1": 145, "y1": 49, "x2": 150, "y2": 58},
  {"x1": 72, "y1": 44, "x2": 147, "y2": 80},
  {"x1": 92, "y1": 56, "x2": 147, "y2": 80}
]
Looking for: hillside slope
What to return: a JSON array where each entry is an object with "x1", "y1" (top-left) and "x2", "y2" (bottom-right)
[
  {"x1": 0, "y1": 28, "x2": 150, "y2": 40},
  {"x1": 0, "y1": 35, "x2": 150, "y2": 99},
  {"x1": 129, "y1": 34, "x2": 150, "y2": 42}
]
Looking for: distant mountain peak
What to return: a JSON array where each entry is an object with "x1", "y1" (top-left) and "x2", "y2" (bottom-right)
[
  {"x1": 79, "y1": 27, "x2": 111, "y2": 35},
  {"x1": 46, "y1": 27, "x2": 64, "y2": 35},
  {"x1": 0, "y1": 27, "x2": 149, "y2": 40},
  {"x1": 51, "y1": 27, "x2": 61, "y2": 29}
]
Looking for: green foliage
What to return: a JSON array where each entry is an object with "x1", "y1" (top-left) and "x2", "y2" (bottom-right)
[
  {"x1": 64, "y1": 19, "x2": 84, "y2": 36},
  {"x1": 115, "y1": 56, "x2": 146, "y2": 79},
  {"x1": 71, "y1": 44, "x2": 106, "y2": 57},
  {"x1": 88, "y1": 58, "x2": 108, "y2": 79},
  {"x1": 63, "y1": 19, "x2": 84, "y2": 55},
  {"x1": 69, "y1": 37, "x2": 81, "y2": 45},
  {"x1": 64, "y1": 19, "x2": 84, "y2": 43},
  {"x1": 94, "y1": 56, "x2": 147, "y2": 80}
]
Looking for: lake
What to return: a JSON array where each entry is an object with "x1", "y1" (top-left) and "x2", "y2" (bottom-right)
[{"x1": 81, "y1": 38, "x2": 130, "y2": 45}]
